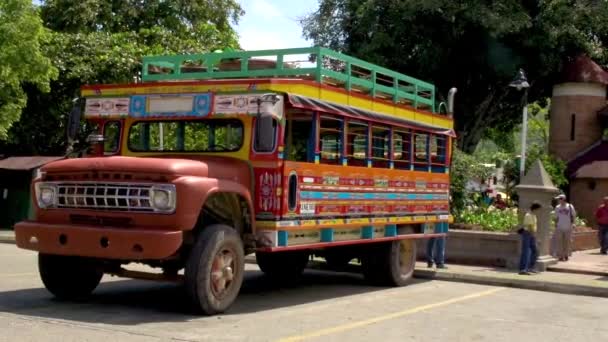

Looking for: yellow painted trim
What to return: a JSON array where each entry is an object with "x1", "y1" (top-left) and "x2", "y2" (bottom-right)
[
  {"x1": 255, "y1": 215, "x2": 452, "y2": 231},
  {"x1": 82, "y1": 81, "x2": 453, "y2": 130}
]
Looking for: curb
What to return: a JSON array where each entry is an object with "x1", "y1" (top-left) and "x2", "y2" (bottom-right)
[
  {"x1": 413, "y1": 269, "x2": 608, "y2": 298},
  {"x1": 0, "y1": 234, "x2": 15, "y2": 245},
  {"x1": 546, "y1": 267, "x2": 608, "y2": 278}
]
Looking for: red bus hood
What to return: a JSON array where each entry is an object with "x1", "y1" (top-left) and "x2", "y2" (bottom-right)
[{"x1": 41, "y1": 156, "x2": 209, "y2": 177}]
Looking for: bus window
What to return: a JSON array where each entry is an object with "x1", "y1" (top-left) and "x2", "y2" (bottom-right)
[
  {"x1": 319, "y1": 115, "x2": 343, "y2": 163},
  {"x1": 414, "y1": 132, "x2": 429, "y2": 171},
  {"x1": 284, "y1": 112, "x2": 313, "y2": 162},
  {"x1": 346, "y1": 121, "x2": 367, "y2": 165},
  {"x1": 128, "y1": 120, "x2": 243, "y2": 152},
  {"x1": 431, "y1": 134, "x2": 447, "y2": 164},
  {"x1": 103, "y1": 121, "x2": 121, "y2": 154},
  {"x1": 393, "y1": 130, "x2": 411, "y2": 170},
  {"x1": 371, "y1": 125, "x2": 390, "y2": 168}
]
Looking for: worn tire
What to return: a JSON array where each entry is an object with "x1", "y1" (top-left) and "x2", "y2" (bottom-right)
[
  {"x1": 38, "y1": 253, "x2": 103, "y2": 300},
  {"x1": 185, "y1": 224, "x2": 245, "y2": 315},
  {"x1": 255, "y1": 251, "x2": 309, "y2": 284},
  {"x1": 361, "y1": 238, "x2": 417, "y2": 286}
]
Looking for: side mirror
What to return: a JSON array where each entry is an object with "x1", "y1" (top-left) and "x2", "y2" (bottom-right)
[
  {"x1": 66, "y1": 98, "x2": 82, "y2": 143},
  {"x1": 255, "y1": 115, "x2": 275, "y2": 152}
]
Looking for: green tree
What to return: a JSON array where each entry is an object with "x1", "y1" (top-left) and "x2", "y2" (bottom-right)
[
  {"x1": 301, "y1": 0, "x2": 608, "y2": 152},
  {"x1": 0, "y1": 0, "x2": 242, "y2": 155},
  {"x1": 0, "y1": 0, "x2": 57, "y2": 140},
  {"x1": 450, "y1": 148, "x2": 494, "y2": 214}
]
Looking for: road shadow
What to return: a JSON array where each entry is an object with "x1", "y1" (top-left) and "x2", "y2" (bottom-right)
[{"x1": 0, "y1": 264, "x2": 430, "y2": 325}]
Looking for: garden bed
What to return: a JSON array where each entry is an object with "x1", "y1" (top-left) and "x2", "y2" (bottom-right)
[{"x1": 417, "y1": 226, "x2": 600, "y2": 269}]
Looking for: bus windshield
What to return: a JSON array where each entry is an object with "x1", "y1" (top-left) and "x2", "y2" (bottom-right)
[{"x1": 128, "y1": 119, "x2": 243, "y2": 152}]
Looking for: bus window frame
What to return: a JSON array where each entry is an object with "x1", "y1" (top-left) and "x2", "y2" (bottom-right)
[
  {"x1": 346, "y1": 120, "x2": 368, "y2": 164},
  {"x1": 127, "y1": 118, "x2": 245, "y2": 153},
  {"x1": 318, "y1": 114, "x2": 344, "y2": 164}
]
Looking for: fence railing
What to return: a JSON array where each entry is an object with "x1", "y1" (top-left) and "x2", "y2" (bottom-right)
[{"x1": 142, "y1": 47, "x2": 436, "y2": 113}]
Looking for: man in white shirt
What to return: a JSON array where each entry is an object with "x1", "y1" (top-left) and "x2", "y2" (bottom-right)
[{"x1": 554, "y1": 194, "x2": 576, "y2": 261}]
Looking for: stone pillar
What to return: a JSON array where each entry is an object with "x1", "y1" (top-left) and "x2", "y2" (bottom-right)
[{"x1": 515, "y1": 160, "x2": 560, "y2": 270}]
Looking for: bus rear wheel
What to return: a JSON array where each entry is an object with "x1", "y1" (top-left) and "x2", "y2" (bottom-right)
[
  {"x1": 362, "y1": 239, "x2": 417, "y2": 286},
  {"x1": 185, "y1": 224, "x2": 245, "y2": 315},
  {"x1": 255, "y1": 251, "x2": 309, "y2": 284},
  {"x1": 38, "y1": 253, "x2": 103, "y2": 300}
]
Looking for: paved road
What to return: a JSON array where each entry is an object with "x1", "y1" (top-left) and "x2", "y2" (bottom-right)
[{"x1": 1, "y1": 243, "x2": 607, "y2": 342}]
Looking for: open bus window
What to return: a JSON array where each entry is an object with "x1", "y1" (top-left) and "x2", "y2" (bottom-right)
[
  {"x1": 103, "y1": 121, "x2": 121, "y2": 154},
  {"x1": 319, "y1": 115, "x2": 342, "y2": 163},
  {"x1": 414, "y1": 133, "x2": 428, "y2": 162},
  {"x1": 346, "y1": 121, "x2": 367, "y2": 163},
  {"x1": 393, "y1": 130, "x2": 411, "y2": 169},
  {"x1": 371, "y1": 125, "x2": 389, "y2": 162},
  {"x1": 431, "y1": 134, "x2": 447, "y2": 164},
  {"x1": 284, "y1": 112, "x2": 313, "y2": 162},
  {"x1": 128, "y1": 119, "x2": 243, "y2": 152}
]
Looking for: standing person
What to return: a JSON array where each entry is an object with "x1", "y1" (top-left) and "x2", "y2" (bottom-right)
[
  {"x1": 426, "y1": 236, "x2": 446, "y2": 269},
  {"x1": 595, "y1": 196, "x2": 608, "y2": 255},
  {"x1": 554, "y1": 194, "x2": 576, "y2": 261},
  {"x1": 519, "y1": 202, "x2": 541, "y2": 275}
]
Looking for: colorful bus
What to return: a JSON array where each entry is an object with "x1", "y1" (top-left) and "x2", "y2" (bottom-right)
[{"x1": 14, "y1": 47, "x2": 456, "y2": 315}]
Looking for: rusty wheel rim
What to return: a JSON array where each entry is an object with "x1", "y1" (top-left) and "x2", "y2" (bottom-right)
[
  {"x1": 210, "y1": 247, "x2": 236, "y2": 299},
  {"x1": 399, "y1": 240, "x2": 415, "y2": 276}
]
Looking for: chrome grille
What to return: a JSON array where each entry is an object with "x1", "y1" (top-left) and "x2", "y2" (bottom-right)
[{"x1": 57, "y1": 183, "x2": 153, "y2": 212}]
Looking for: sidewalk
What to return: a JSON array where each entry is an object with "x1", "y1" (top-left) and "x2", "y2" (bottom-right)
[
  {"x1": 414, "y1": 262, "x2": 608, "y2": 298},
  {"x1": 0, "y1": 230, "x2": 15, "y2": 244},
  {"x1": 548, "y1": 248, "x2": 608, "y2": 276}
]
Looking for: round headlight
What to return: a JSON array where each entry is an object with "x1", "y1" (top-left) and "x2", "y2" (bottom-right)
[
  {"x1": 152, "y1": 190, "x2": 170, "y2": 209},
  {"x1": 40, "y1": 187, "x2": 55, "y2": 206}
]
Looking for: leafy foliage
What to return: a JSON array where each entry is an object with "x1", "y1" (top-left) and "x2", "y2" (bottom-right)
[
  {"x1": 456, "y1": 206, "x2": 519, "y2": 232},
  {"x1": 302, "y1": 0, "x2": 608, "y2": 152},
  {"x1": 0, "y1": 0, "x2": 57, "y2": 140},
  {"x1": 450, "y1": 148, "x2": 494, "y2": 214},
  {"x1": 0, "y1": 0, "x2": 242, "y2": 155}
]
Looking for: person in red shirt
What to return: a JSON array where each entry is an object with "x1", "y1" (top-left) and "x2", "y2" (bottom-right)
[
  {"x1": 595, "y1": 196, "x2": 608, "y2": 255},
  {"x1": 493, "y1": 194, "x2": 508, "y2": 210}
]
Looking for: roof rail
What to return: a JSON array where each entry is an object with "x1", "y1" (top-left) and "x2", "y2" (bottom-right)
[{"x1": 142, "y1": 47, "x2": 436, "y2": 112}]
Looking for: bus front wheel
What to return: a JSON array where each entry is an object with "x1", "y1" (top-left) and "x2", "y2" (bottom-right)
[
  {"x1": 362, "y1": 239, "x2": 417, "y2": 286},
  {"x1": 185, "y1": 224, "x2": 245, "y2": 315}
]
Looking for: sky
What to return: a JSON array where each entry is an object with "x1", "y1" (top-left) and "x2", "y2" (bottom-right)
[{"x1": 235, "y1": 0, "x2": 317, "y2": 51}]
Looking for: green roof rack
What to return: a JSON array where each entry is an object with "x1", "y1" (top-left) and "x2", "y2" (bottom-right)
[{"x1": 142, "y1": 47, "x2": 436, "y2": 112}]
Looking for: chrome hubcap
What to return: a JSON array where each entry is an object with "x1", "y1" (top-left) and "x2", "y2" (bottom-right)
[{"x1": 211, "y1": 249, "x2": 235, "y2": 298}]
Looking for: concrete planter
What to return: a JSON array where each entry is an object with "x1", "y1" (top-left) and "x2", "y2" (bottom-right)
[
  {"x1": 417, "y1": 229, "x2": 521, "y2": 269},
  {"x1": 417, "y1": 228, "x2": 600, "y2": 269}
]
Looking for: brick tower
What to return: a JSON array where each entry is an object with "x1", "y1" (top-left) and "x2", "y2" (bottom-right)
[
  {"x1": 549, "y1": 55, "x2": 608, "y2": 162},
  {"x1": 549, "y1": 55, "x2": 608, "y2": 226}
]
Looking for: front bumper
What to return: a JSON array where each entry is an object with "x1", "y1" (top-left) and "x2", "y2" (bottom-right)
[{"x1": 15, "y1": 221, "x2": 183, "y2": 260}]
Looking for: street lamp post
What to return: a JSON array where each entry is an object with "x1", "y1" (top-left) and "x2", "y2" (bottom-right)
[{"x1": 509, "y1": 69, "x2": 530, "y2": 181}]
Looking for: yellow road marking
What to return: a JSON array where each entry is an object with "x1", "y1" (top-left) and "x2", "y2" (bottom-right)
[{"x1": 276, "y1": 287, "x2": 506, "y2": 342}]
